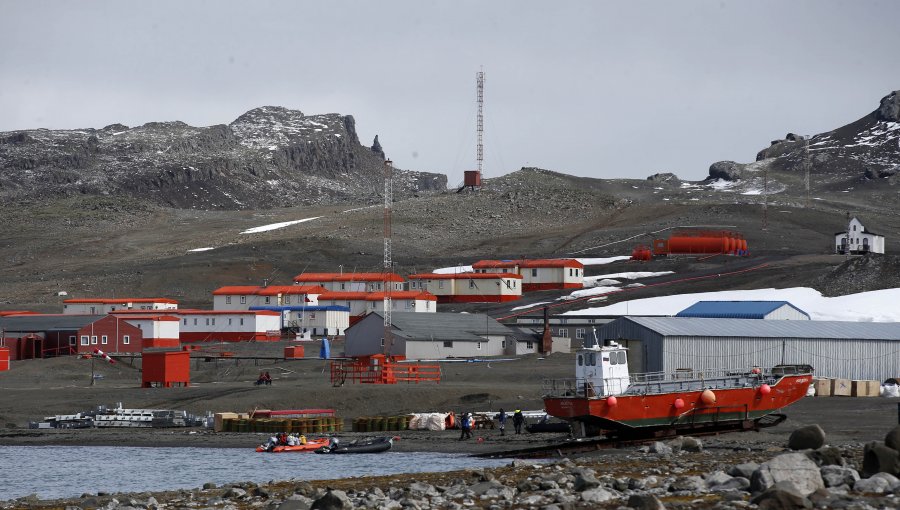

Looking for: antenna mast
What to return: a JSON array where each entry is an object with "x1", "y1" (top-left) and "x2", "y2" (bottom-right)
[
  {"x1": 476, "y1": 67, "x2": 484, "y2": 175},
  {"x1": 383, "y1": 159, "x2": 393, "y2": 354}
]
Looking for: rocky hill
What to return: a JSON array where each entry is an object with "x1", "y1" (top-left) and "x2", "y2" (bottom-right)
[
  {"x1": 0, "y1": 106, "x2": 446, "y2": 209},
  {"x1": 702, "y1": 90, "x2": 900, "y2": 197}
]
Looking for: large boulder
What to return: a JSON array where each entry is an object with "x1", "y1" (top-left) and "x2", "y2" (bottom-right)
[
  {"x1": 884, "y1": 425, "x2": 900, "y2": 450},
  {"x1": 708, "y1": 161, "x2": 746, "y2": 181},
  {"x1": 758, "y1": 453, "x2": 825, "y2": 496},
  {"x1": 750, "y1": 481, "x2": 813, "y2": 509},
  {"x1": 877, "y1": 90, "x2": 900, "y2": 122},
  {"x1": 789, "y1": 424, "x2": 826, "y2": 450},
  {"x1": 863, "y1": 441, "x2": 900, "y2": 476}
]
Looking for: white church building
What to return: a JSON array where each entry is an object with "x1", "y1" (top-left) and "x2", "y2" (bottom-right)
[{"x1": 835, "y1": 217, "x2": 885, "y2": 255}]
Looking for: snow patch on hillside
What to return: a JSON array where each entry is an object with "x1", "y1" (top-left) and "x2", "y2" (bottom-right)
[
  {"x1": 240, "y1": 217, "x2": 321, "y2": 234},
  {"x1": 563, "y1": 287, "x2": 900, "y2": 322}
]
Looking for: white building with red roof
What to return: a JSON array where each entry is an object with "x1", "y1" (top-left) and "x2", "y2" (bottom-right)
[
  {"x1": 317, "y1": 290, "x2": 437, "y2": 324},
  {"x1": 63, "y1": 298, "x2": 178, "y2": 315},
  {"x1": 113, "y1": 309, "x2": 282, "y2": 343},
  {"x1": 292, "y1": 272, "x2": 405, "y2": 292},
  {"x1": 471, "y1": 259, "x2": 584, "y2": 291},
  {"x1": 407, "y1": 273, "x2": 522, "y2": 303},
  {"x1": 118, "y1": 315, "x2": 181, "y2": 349},
  {"x1": 212, "y1": 285, "x2": 326, "y2": 311}
]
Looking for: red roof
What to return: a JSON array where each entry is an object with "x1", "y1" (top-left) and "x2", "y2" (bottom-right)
[
  {"x1": 0, "y1": 311, "x2": 37, "y2": 316},
  {"x1": 472, "y1": 259, "x2": 583, "y2": 269},
  {"x1": 63, "y1": 298, "x2": 179, "y2": 304},
  {"x1": 211, "y1": 286, "x2": 263, "y2": 295},
  {"x1": 256, "y1": 285, "x2": 327, "y2": 296},
  {"x1": 120, "y1": 315, "x2": 180, "y2": 322},
  {"x1": 293, "y1": 272, "x2": 404, "y2": 283},
  {"x1": 112, "y1": 309, "x2": 279, "y2": 317},
  {"x1": 408, "y1": 272, "x2": 523, "y2": 280},
  {"x1": 364, "y1": 291, "x2": 437, "y2": 301}
]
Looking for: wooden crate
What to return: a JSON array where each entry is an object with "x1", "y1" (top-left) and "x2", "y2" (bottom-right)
[
  {"x1": 831, "y1": 378, "x2": 852, "y2": 396},
  {"x1": 812, "y1": 378, "x2": 831, "y2": 397},
  {"x1": 866, "y1": 380, "x2": 883, "y2": 397},
  {"x1": 214, "y1": 412, "x2": 239, "y2": 432}
]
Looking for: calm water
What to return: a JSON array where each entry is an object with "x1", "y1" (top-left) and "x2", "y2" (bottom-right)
[{"x1": 0, "y1": 446, "x2": 508, "y2": 501}]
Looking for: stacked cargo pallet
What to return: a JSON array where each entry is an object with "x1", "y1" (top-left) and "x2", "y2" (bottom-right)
[
  {"x1": 811, "y1": 377, "x2": 881, "y2": 397},
  {"x1": 214, "y1": 414, "x2": 344, "y2": 433}
]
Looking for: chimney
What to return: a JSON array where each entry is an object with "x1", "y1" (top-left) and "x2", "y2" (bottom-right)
[{"x1": 540, "y1": 306, "x2": 552, "y2": 354}]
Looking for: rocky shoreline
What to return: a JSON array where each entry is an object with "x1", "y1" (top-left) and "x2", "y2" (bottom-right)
[{"x1": 6, "y1": 425, "x2": 900, "y2": 510}]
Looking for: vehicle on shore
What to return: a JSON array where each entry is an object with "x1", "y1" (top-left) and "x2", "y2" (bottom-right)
[{"x1": 543, "y1": 341, "x2": 813, "y2": 438}]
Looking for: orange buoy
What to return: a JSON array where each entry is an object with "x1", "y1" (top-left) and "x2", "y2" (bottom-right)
[
  {"x1": 751, "y1": 367, "x2": 761, "y2": 374},
  {"x1": 759, "y1": 384, "x2": 771, "y2": 395},
  {"x1": 607, "y1": 396, "x2": 618, "y2": 407},
  {"x1": 700, "y1": 389, "x2": 717, "y2": 405},
  {"x1": 445, "y1": 412, "x2": 455, "y2": 429},
  {"x1": 674, "y1": 398, "x2": 685, "y2": 409}
]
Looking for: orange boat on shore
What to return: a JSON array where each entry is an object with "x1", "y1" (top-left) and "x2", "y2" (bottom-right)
[
  {"x1": 255, "y1": 437, "x2": 330, "y2": 452},
  {"x1": 543, "y1": 341, "x2": 812, "y2": 438}
]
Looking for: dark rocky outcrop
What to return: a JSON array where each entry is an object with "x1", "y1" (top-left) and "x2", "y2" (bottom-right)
[
  {"x1": 0, "y1": 106, "x2": 447, "y2": 209},
  {"x1": 789, "y1": 424, "x2": 827, "y2": 450},
  {"x1": 877, "y1": 90, "x2": 900, "y2": 122},
  {"x1": 708, "y1": 160, "x2": 746, "y2": 181}
]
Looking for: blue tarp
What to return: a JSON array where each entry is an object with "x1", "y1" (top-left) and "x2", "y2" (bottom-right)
[{"x1": 319, "y1": 338, "x2": 331, "y2": 359}]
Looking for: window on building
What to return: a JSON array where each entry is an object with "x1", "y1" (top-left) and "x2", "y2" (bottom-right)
[
  {"x1": 101, "y1": 335, "x2": 108, "y2": 345},
  {"x1": 240, "y1": 296, "x2": 246, "y2": 304},
  {"x1": 225, "y1": 296, "x2": 231, "y2": 304},
  {"x1": 426, "y1": 301, "x2": 430, "y2": 310},
  {"x1": 211, "y1": 318, "x2": 215, "y2": 326},
  {"x1": 310, "y1": 313, "x2": 316, "y2": 319},
  {"x1": 469, "y1": 280, "x2": 475, "y2": 289},
  {"x1": 340, "y1": 283, "x2": 345, "y2": 290},
  {"x1": 853, "y1": 225, "x2": 857, "y2": 231},
  {"x1": 577, "y1": 354, "x2": 583, "y2": 366},
  {"x1": 193, "y1": 318, "x2": 198, "y2": 326},
  {"x1": 91, "y1": 336, "x2": 98, "y2": 345},
  {"x1": 123, "y1": 335, "x2": 130, "y2": 345},
  {"x1": 559, "y1": 328, "x2": 568, "y2": 337},
  {"x1": 438, "y1": 281, "x2": 444, "y2": 289},
  {"x1": 69, "y1": 336, "x2": 76, "y2": 346},
  {"x1": 381, "y1": 338, "x2": 385, "y2": 347},
  {"x1": 575, "y1": 268, "x2": 579, "y2": 277},
  {"x1": 240, "y1": 318, "x2": 244, "y2": 326},
  {"x1": 264, "y1": 297, "x2": 271, "y2": 304},
  {"x1": 183, "y1": 318, "x2": 187, "y2": 325},
  {"x1": 285, "y1": 296, "x2": 291, "y2": 304},
  {"x1": 346, "y1": 301, "x2": 351, "y2": 308},
  {"x1": 527, "y1": 341, "x2": 534, "y2": 350},
  {"x1": 501, "y1": 340, "x2": 506, "y2": 349},
  {"x1": 206, "y1": 318, "x2": 210, "y2": 326},
  {"x1": 443, "y1": 341, "x2": 452, "y2": 348},
  {"x1": 228, "y1": 318, "x2": 232, "y2": 325},
  {"x1": 80, "y1": 335, "x2": 89, "y2": 346},
  {"x1": 477, "y1": 342, "x2": 482, "y2": 350},
  {"x1": 531, "y1": 268, "x2": 538, "y2": 277},
  {"x1": 576, "y1": 328, "x2": 585, "y2": 339}
]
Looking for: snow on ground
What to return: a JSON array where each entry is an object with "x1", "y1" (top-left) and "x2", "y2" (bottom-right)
[
  {"x1": 432, "y1": 265, "x2": 474, "y2": 274},
  {"x1": 510, "y1": 301, "x2": 553, "y2": 311},
  {"x1": 240, "y1": 217, "x2": 321, "y2": 234},
  {"x1": 576, "y1": 256, "x2": 631, "y2": 266},
  {"x1": 561, "y1": 287, "x2": 900, "y2": 322},
  {"x1": 188, "y1": 247, "x2": 215, "y2": 252},
  {"x1": 584, "y1": 271, "x2": 675, "y2": 287},
  {"x1": 707, "y1": 179, "x2": 737, "y2": 191},
  {"x1": 560, "y1": 286, "x2": 621, "y2": 301}
]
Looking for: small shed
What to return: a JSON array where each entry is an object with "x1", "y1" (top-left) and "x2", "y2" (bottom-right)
[
  {"x1": 835, "y1": 217, "x2": 885, "y2": 255},
  {"x1": 142, "y1": 349, "x2": 190, "y2": 388},
  {"x1": 676, "y1": 301, "x2": 810, "y2": 320}
]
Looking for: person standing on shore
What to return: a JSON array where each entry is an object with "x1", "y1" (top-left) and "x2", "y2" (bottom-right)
[
  {"x1": 496, "y1": 409, "x2": 507, "y2": 436},
  {"x1": 513, "y1": 409, "x2": 525, "y2": 434},
  {"x1": 458, "y1": 411, "x2": 472, "y2": 440}
]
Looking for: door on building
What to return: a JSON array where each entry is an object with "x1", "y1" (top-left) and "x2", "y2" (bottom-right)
[{"x1": 863, "y1": 238, "x2": 869, "y2": 252}]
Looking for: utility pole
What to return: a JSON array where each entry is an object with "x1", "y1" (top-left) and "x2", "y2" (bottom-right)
[{"x1": 383, "y1": 159, "x2": 393, "y2": 356}]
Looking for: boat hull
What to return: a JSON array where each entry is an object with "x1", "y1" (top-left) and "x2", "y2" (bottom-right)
[
  {"x1": 544, "y1": 374, "x2": 811, "y2": 435},
  {"x1": 256, "y1": 438, "x2": 330, "y2": 453}
]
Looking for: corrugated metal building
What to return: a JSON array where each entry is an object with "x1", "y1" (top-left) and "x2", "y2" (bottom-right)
[
  {"x1": 676, "y1": 301, "x2": 810, "y2": 320},
  {"x1": 598, "y1": 316, "x2": 900, "y2": 381},
  {"x1": 345, "y1": 312, "x2": 517, "y2": 359}
]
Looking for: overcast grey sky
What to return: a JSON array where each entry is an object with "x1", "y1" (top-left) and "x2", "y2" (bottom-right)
[{"x1": 2, "y1": 1, "x2": 899, "y2": 185}]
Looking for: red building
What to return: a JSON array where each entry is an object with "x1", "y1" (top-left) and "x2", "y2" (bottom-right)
[
  {"x1": 142, "y1": 350, "x2": 190, "y2": 388},
  {"x1": 0, "y1": 315, "x2": 143, "y2": 360}
]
